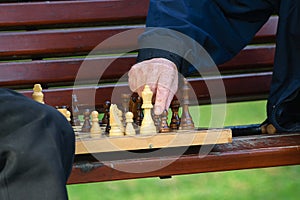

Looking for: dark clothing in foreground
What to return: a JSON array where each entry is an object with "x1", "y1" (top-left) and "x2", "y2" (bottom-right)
[
  {"x1": 138, "y1": 0, "x2": 300, "y2": 132},
  {"x1": 0, "y1": 88, "x2": 75, "y2": 200}
]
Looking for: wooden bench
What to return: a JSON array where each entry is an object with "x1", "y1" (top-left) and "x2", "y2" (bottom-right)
[{"x1": 0, "y1": 0, "x2": 299, "y2": 184}]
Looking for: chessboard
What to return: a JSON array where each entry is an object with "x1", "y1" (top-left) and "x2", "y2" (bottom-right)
[
  {"x1": 31, "y1": 80, "x2": 232, "y2": 155},
  {"x1": 75, "y1": 129, "x2": 232, "y2": 154}
]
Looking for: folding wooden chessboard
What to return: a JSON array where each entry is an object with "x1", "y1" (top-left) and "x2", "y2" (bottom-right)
[
  {"x1": 32, "y1": 82, "x2": 232, "y2": 155},
  {"x1": 75, "y1": 129, "x2": 232, "y2": 154}
]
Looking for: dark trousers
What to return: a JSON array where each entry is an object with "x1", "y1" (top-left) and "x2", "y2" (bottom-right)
[
  {"x1": 138, "y1": 0, "x2": 300, "y2": 131},
  {"x1": 0, "y1": 89, "x2": 75, "y2": 199}
]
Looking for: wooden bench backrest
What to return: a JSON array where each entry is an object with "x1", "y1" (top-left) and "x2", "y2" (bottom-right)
[{"x1": 0, "y1": 0, "x2": 277, "y2": 109}]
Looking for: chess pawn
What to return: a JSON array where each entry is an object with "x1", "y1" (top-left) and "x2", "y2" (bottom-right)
[
  {"x1": 125, "y1": 112, "x2": 136, "y2": 136},
  {"x1": 90, "y1": 111, "x2": 102, "y2": 137},
  {"x1": 81, "y1": 109, "x2": 91, "y2": 132},
  {"x1": 179, "y1": 79, "x2": 195, "y2": 130},
  {"x1": 32, "y1": 84, "x2": 44, "y2": 104},
  {"x1": 140, "y1": 85, "x2": 156, "y2": 135},
  {"x1": 101, "y1": 100, "x2": 111, "y2": 125},
  {"x1": 170, "y1": 99, "x2": 180, "y2": 130},
  {"x1": 109, "y1": 104, "x2": 124, "y2": 136},
  {"x1": 159, "y1": 110, "x2": 171, "y2": 133}
]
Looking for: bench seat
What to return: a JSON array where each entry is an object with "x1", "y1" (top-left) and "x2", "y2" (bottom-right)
[{"x1": 0, "y1": 0, "x2": 299, "y2": 184}]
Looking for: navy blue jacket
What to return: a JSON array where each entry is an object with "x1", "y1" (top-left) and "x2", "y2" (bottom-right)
[{"x1": 137, "y1": 0, "x2": 300, "y2": 132}]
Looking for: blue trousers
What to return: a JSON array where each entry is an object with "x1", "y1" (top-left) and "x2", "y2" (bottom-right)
[
  {"x1": 138, "y1": 0, "x2": 300, "y2": 132},
  {"x1": 0, "y1": 89, "x2": 75, "y2": 199}
]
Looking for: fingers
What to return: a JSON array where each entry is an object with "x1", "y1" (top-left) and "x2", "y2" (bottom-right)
[
  {"x1": 154, "y1": 71, "x2": 178, "y2": 115},
  {"x1": 154, "y1": 85, "x2": 170, "y2": 115},
  {"x1": 128, "y1": 58, "x2": 179, "y2": 115},
  {"x1": 128, "y1": 61, "x2": 157, "y2": 94},
  {"x1": 135, "y1": 83, "x2": 157, "y2": 97}
]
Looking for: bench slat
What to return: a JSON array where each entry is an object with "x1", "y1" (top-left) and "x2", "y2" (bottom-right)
[
  {"x1": 252, "y1": 16, "x2": 278, "y2": 44},
  {"x1": 68, "y1": 133, "x2": 300, "y2": 184},
  {"x1": 0, "y1": 46, "x2": 274, "y2": 87},
  {"x1": 0, "y1": 0, "x2": 148, "y2": 29},
  {"x1": 0, "y1": 26, "x2": 143, "y2": 60},
  {"x1": 19, "y1": 72, "x2": 272, "y2": 107},
  {"x1": 0, "y1": 56, "x2": 136, "y2": 87},
  {"x1": 0, "y1": 17, "x2": 277, "y2": 60}
]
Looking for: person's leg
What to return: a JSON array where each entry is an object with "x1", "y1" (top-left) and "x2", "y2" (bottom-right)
[
  {"x1": 0, "y1": 89, "x2": 75, "y2": 199},
  {"x1": 266, "y1": 0, "x2": 300, "y2": 132}
]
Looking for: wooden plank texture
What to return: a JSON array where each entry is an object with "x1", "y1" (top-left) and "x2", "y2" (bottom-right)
[
  {"x1": 0, "y1": 16, "x2": 277, "y2": 60},
  {"x1": 0, "y1": 0, "x2": 149, "y2": 28},
  {"x1": 19, "y1": 72, "x2": 272, "y2": 107},
  {"x1": 68, "y1": 133, "x2": 300, "y2": 184},
  {"x1": 75, "y1": 129, "x2": 232, "y2": 154},
  {"x1": 0, "y1": 26, "x2": 144, "y2": 59},
  {"x1": 0, "y1": 45, "x2": 275, "y2": 87}
]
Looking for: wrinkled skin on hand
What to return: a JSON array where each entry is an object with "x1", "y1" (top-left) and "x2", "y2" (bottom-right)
[{"x1": 128, "y1": 58, "x2": 178, "y2": 115}]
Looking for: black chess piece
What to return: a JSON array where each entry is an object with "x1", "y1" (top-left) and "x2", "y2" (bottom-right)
[
  {"x1": 71, "y1": 94, "x2": 81, "y2": 126},
  {"x1": 101, "y1": 100, "x2": 111, "y2": 125},
  {"x1": 159, "y1": 110, "x2": 171, "y2": 133},
  {"x1": 179, "y1": 79, "x2": 195, "y2": 130},
  {"x1": 136, "y1": 96, "x2": 144, "y2": 126},
  {"x1": 170, "y1": 99, "x2": 180, "y2": 130},
  {"x1": 81, "y1": 109, "x2": 91, "y2": 132}
]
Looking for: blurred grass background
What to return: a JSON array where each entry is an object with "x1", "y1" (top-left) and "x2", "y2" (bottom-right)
[{"x1": 67, "y1": 100, "x2": 300, "y2": 200}]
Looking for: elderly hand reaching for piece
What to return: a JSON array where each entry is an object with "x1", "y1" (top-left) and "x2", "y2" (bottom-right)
[{"x1": 128, "y1": 58, "x2": 178, "y2": 115}]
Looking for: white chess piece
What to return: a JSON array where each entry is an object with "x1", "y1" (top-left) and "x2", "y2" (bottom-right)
[
  {"x1": 125, "y1": 112, "x2": 136, "y2": 136},
  {"x1": 90, "y1": 111, "x2": 102, "y2": 137},
  {"x1": 117, "y1": 108, "x2": 125, "y2": 133},
  {"x1": 32, "y1": 84, "x2": 44, "y2": 104},
  {"x1": 140, "y1": 85, "x2": 156, "y2": 135},
  {"x1": 109, "y1": 104, "x2": 124, "y2": 136},
  {"x1": 66, "y1": 110, "x2": 71, "y2": 122}
]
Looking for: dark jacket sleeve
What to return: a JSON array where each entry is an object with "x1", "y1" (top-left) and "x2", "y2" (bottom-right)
[
  {"x1": 0, "y1": 88, "x2": 75, "y2": 200},
  {"x1": 137, "y1": 0, "x2": 278, "y2": 76}
]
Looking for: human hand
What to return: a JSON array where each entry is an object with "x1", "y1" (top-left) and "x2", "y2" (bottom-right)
[{"x1": 128, "y1": 58, "x2": 178, "y2": 115}]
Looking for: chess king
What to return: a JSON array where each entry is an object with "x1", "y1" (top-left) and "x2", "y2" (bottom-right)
[{"x1": 140, "y1": 85, "x2": 157, "y2": 135}]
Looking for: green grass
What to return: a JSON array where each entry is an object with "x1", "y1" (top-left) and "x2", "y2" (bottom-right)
[{"x1": 67, "y1": 100, "x2": 300, "y2": 200}]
